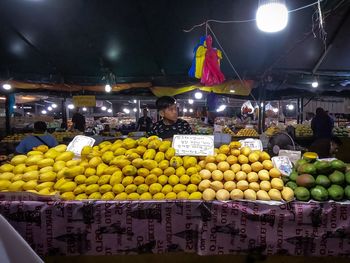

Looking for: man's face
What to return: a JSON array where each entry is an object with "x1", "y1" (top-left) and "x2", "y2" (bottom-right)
[
  {"x1": 161, "y1": 104, "x2": 178, "y2": 122},
  {"x1": 143, "y1": 110, "x2": 148, "y2": 117}
]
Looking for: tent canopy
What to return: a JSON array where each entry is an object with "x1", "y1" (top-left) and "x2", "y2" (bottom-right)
[{"x1": 0, "y1": 0, "x2": 349, "y2": 97}]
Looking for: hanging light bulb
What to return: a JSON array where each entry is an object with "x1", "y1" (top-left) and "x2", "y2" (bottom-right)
[
  {"x1": 41, "y1": 110, "x2": 47, "y2": 114},
  {"x1": 133, "y1": 108, "x2": 137, "y2": 112},
  {"x1": 82, "y1": 107, "x2": 87, "y2": 111},
  {"x1": 105, "y1": 84, "x2": 112, "y2": 92},
  {"x1": 183, "y1": 108, "x2": 188, "y2": 113},
  {"x1": 107, "y1": 109, "x2": 112, "y2": 113},
  {"x1": 47, "y1": 106, "x2": 53, "y2": 111},
  {"x1": 68, "y1": 104, "x2": 75, "y2": 110},
  {"x1": 256, "y1": 0, "x2": 289, "y2": 33},
  {"x1": 2, "y1": 83, "x2": 11, "y2": 90},
  {"x1": 51, "y1": 103, "x2": 57, "y2": 108},
  {"x1": 189, "y1": 108, "x2": 193, "y2": 113},
  {"x1": 287, "y1": 104, "x2": 294, "y2": 110},
  {"x1": 13, "y1": 105, "x2": 17, "y2": 109},
  {"x1": 194, "y1": 91, "x2": 203, "y2": 99},
  {"x1": 123, "y1": 108, "x2": 130, "y2": 114},
  {"x1": 312, "y1": 81, "x2": 319, "y2": 88},
  {"x1": 188, "y1": 99, "x2": 194, "y2": 104},
  {"x1": 216, "y1": 104, "x2": 227, "y2": 112},
  {"x1": 101, "y1": 106, "x2": 107, "y2": 111}
]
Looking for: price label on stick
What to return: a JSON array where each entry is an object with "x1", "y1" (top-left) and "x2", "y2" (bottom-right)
[
  {"x1": 239, "y1": 138, "x2": 263, "y2": 151},
  {"x1": 67, "y1": 135, "x2": 95, "y2": 157},
  {"x1": 278, "y1": 150, "x2": 301, "y2": 165},
  {"x1": 172, "y1": 135, "x2": 214, "y2": 156},
  {"x1": 272, "y1": 156, "x2": 293, "y2": 176}
]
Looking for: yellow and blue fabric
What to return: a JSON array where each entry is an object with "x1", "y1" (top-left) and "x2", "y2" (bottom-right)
[{"x1": 188, "y1": 36, "x2": 206, "y2": 79}]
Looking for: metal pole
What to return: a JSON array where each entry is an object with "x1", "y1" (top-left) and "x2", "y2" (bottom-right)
[
  {"x1": 300, "y1": 98, "x2": 304, "y2": 123},
  {"x1": 5, "y1": 94, "x2": 11, "y2": 135},
  {"x1": 136, "y1": 100, "x2": 141, "y2": 120},
  {"x1": 297, "y1": 98, "x2": 301, "y2": 124},
  {"x1": 62, "y1": 98, "x2": 67, "y2": 129}
]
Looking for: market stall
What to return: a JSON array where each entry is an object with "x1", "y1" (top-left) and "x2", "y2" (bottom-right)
[{"x1": 1, "y1": 0, "x2": 350, "y2": 262}]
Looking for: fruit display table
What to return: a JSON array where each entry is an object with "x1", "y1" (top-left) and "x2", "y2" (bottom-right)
[{"x1": 0, "y1": 200, "x2": 349, "y2": 258}]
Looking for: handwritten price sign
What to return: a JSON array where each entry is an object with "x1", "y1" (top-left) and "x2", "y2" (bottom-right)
[
  {"x1": 239, "y1": 138, "x2": 263, "y2": 151},
  {"x1": 172, "y1": 135, "x2": 214, "y2": 156}
]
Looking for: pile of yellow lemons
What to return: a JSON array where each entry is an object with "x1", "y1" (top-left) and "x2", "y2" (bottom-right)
[
  {"x1": 197, "y1": 142, "x2": 294, "y2": 201},
  {"x1": 0, "y1": 136, "x2": 294, "y2": 202}
]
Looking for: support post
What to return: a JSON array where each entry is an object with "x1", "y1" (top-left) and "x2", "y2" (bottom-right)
[
  {"x1": 62, "y1": 98, "x2": 67, "y2": 129},
  {"x1": 5, "y1": 94, "x2": 11, "y2": 135}
]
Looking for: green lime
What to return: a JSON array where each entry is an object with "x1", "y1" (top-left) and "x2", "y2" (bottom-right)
[
  {"x1": 345, "y1": 172, "x2": 350, "y2": 184},
  {"x1": 311, "y1": 185, "x2": 328, "y2": 201},
  {"x1": 294, "y1": 187, "x2": 310, "y2": 201},
  {"x1": 315, "y1": 175, "x2": 331, "y2": 188},
  {"x1": 328, "y1": 185, "x2": 344, "y2": 201},
  {"x1": 286, "y1": 181, "x2": 298, "y2": 190},
  {"x1": 344, "y1": 185, "x2": 350, "y2": 200},
  {"x1": 329, "y1": 171, "x2": 345, "y2": 185},
  {"x1": 289, "y1": 171, "x2": 298, "y2": 182}
]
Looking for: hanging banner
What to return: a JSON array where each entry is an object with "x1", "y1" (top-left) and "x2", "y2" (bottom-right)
[
  {"x1": 150, "y1": 80, "x2": 254, "y2": 97},
  {"x1": 73, "y1": 96, "x2": 96, "y2": 107}
]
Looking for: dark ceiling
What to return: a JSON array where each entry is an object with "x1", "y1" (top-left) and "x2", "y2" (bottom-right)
[{"x1": 0, "y1": 0, "x2": 350, "y2": 95}]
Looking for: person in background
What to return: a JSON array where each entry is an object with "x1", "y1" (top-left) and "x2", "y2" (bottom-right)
[
  {"x1": 309, "y1": 136, "x2": 342, "y2": 159},
  {"x1": 149, "y1": 96, "x2": 192, "y2": 140},
  {"x1": 136, "y1": 108, "x2": 153, "y2": 132},
  {"x1": 72, "y1": 108, "x2": 86, "y2": 132},
  {"x1": 311, "y1": 107, "x2": 333, "y2": 139},
  {"x1": 16, "y1": 121, "x2": 58, "y2": 154},
  {"x1": 100, "y1": 124, "x2": 111, "y2": 135}
]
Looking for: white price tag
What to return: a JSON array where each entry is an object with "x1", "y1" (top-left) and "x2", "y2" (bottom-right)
[
  {"x1": 172, "y1": 135, "x2": 214, "y2": 156},
  {"x1": 272, "y1": 156, "x2": 293, "y2": 176},
  {"x1": 214, "y1": 125, "x2": 224, "y2": 133},
  {"x1": 239, "y1": 138, "x2": 263, "y2": 151},
  {"x1": 67, "y1": 135, "x2": 96, "y2": 157},
  {"x1": 278, "y1": 150, "x2": 301, "y2": 165}
]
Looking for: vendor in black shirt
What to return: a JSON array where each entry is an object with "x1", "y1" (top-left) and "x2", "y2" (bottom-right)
[
  {"x1": 136, "y1": 108, "x2": 153, "y2": 132},
  {"x1": 149, "y1": 96, "x2": 192, "y2": 140}
]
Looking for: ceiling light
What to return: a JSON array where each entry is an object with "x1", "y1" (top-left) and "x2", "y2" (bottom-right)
[
  {"x1": 105, "y1": 84, "x2": 112, "y2": 92},
  {"x1": 272, "y1": 108, "x2": 279, "y2": 113},
  {"x1": 2, "y1": 84, "x2": 11, "y2": 90},
  {"x1": 26, "y1": 112, "x2": 30, "y2": 115},
  {"x1": 101, "y1": 106, "x2": 107, "y2": 111},
  {"x1": 123, "y1": 108, "x2": 130, "y2": 114},
  {"x1": 189, "y1": 108, "x2": 193, "y2": 113},
  {"x1": 230, "y1": 90, "x2": 235, "y2": 93},
  {"x1": 47, "y1": 106, "x2": 53, "y2": 111},
  {"x1": 287, "y1": 104, "x2": 294, "y2": 111},
  {"x1": 194, "y1": 91, "x2": 203, "y2": 99},
  {"x1": 82, "y1": 107, "x2": 87, "y2": 111},
  {"x1": 133, "y1": 108, "x2": 137, "y2": 112},
  {"x1": 41, "y1": 110, "x2": 47, "y2": 114},
  {"x1": 51, "y1": 103, "x2": 57, "y2": 108},
  {"x1": 216, "y1": 104, "x2": 227, "y2": 112},
  {"x1": 188, "y1": 99, "x2": 194, "y2": 104},
  {"x1": 133, "y1": 100, "x2": 137, "y2": 103},
  {"x1": 107, "y1": 109, "x2": 112, "y2": 113},
  {"x1": 68, "y1": 104, "x2": 75, "y2": 110},
  {"x1": 312, "y1": 81, "x2": 319, "y2": 88},
  {"x1": 256, "y1": 0, "x2": 288, "y2": 33},
  {"x1": 13, "y1": 105, "x2": 17, "y2": 109},
  {"x1": 183, "y1": 108, "x2": 188, "y2": 113}
]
